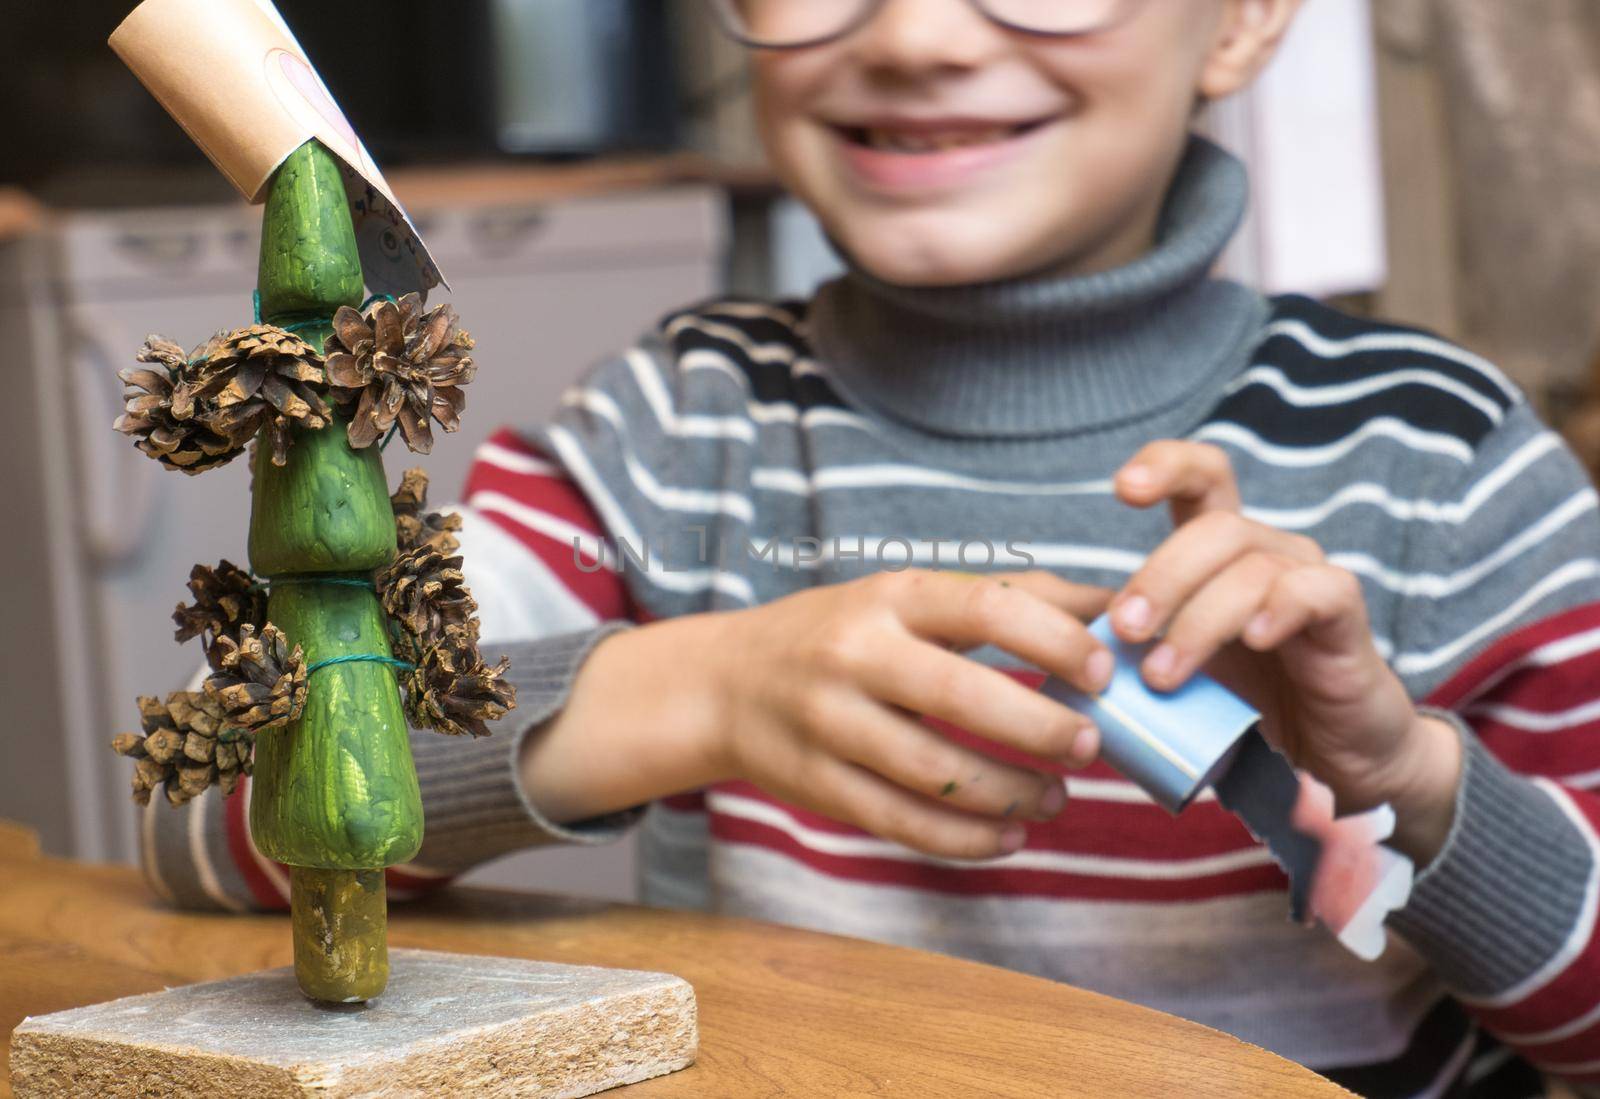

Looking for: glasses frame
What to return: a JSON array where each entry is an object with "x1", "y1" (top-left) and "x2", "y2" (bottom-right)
[{"x1": 708, "y1": 0, "x2": 1148, "y2": 50}]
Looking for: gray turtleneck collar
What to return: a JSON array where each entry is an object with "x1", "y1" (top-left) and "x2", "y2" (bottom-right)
[{"x1": 804, "y1": 135, "x2": 1267, "y2": 441}]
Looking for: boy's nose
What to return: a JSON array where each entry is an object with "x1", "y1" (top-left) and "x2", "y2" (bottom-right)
[{"x1": 851, "y1": 0, "x2": 1010, "y2": 75}]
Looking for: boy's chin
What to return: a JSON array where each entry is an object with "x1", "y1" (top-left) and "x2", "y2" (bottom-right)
[{"x1": 832, "y1": 217, "x2": 1076, "y2": 289}]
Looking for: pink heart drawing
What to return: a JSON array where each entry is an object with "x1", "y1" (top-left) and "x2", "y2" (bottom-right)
[{"x1": 266, "y1": 47, "x2": 366, "y2": 171}]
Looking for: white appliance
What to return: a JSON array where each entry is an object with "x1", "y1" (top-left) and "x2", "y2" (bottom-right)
[{"x1": 0, "y1": 185, "x2": 724, "y2": 903}]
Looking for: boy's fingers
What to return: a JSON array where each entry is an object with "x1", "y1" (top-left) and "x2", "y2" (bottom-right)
[
  {"x1": 883, "y1": 571, "x2": 1112, "y2": 693},
  {"x1": 1115, "y1": 440, "x2": 1241, "y2": 526},
  {"x1": 1245, "y1": 563, "x2": 1373, "y2": 657},
  {"x1": 993, "y1": 570, "x2": 1115, "y2": 619},
  {"x1": 825, "y1": 695, "x2": 1068, "y2": 821},
  {"x1": 1110, "y1": 511, "x2": 1323, "y2": 643},
  {"x1": 808, "y1": 757, "x2": 1026, "y2": 861},
  {"x1": 862, "y1": 639, "x2": 1099, "y2": 765},
  {"x1": 1139, "y1": 551, "x2": 1290, "y2": 691}
]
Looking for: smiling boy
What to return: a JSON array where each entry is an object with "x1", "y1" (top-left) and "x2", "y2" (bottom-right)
[{"x1": 149, "y1": 2, "x2": 1600, "y2": 1093}]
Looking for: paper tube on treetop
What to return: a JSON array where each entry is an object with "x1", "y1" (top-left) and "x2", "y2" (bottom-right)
[{"x1": 108, "y1": 0, "x2": 445, "y2": 299}]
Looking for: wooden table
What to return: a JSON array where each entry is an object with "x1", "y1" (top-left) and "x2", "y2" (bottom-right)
[{"x1": 0, "y1": 824, "x2": 1345, "y2": 1097}]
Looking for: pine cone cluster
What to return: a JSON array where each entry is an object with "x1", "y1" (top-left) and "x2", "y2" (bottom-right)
[
  {"x1": 377, "y1": 469, "x2": 516, "y2": 736},
  {"x1": 324, "y1": 294, "x2": 476, "y2": 454},
  {"x1": 112, "y1": 693, "x2": 254, "y2": 806},
  {"x1": 402, "y1": 628, "x2": 515, "y2": 739},
  {"x1": 114, "y1": 339, "x2": 243, "y2": 473},
  {"x1": 205, "y1": 623, "x2": 307, "y2": 733},
  {"x1": 377, "y1": 547, "x2": 477, "y2": 664},
  {"x1": 175, "y1": 325, "x2": 332, "y2": 467},
  {"x1": 391, "y1": 468, "x2": 462, "y2": 555},
  {"x1": 115, "y1": 326, "x2": 330, "y2": 472},
  {"x1": 172, "y1": 560, "x2": 267, "y2": 670},
  {"x1": 110, "y1": 623, "x2": 305, "y2": 806}
]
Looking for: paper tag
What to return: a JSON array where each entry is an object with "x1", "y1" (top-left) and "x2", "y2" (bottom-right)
[
  {"x1": 1039, "y1": 617, "x2": 1414, "y2": 959},
  {"x1": 109, "y1": 0, "x2": 444, "y2": 298}
]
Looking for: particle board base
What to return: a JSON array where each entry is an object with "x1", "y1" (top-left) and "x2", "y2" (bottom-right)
[{"x1": 9, "y1": 948, "x2": 697, "y2": 1098}]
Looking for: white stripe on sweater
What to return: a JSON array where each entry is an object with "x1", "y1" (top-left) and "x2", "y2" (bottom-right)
[
  {"x1": 1243, "y1": 433, "x2": 1564, "y2": 530},
  {"x1": 1260, "y1": 317, "x2": 1520, "y2": 403},
  {"x1": 1455, "y1": 623, "x2": 1600, "y2": 708},
  {"x1": 625, "y1": 349, "x2": 758, "y2": 443},
  {"x1": 709, "y1": 790, "x2": 1273, "y2": 879},
  {"x1": 750, "y1": 462, "x2": 1114, "y2": 498},
  {"x1": 1393, "y1": 559, "x2": 1600, "y2": 676},
  {"x1": 1466, "y1": 696, "x2": 1600, "y2": 734},
  {"x1": 188, "y1": 787, "x2": 246, "y2": 913},
  {"x1": 240, "y1": 779, "x2": 291, "y2": 902},
  {"x1": 1225, "y1": 362, "x2": 1506, "y2": 425},
  {"x1": 696, "y1": 300, "x2": 801, "y2": 326},
  {"x1": 1459, "y1": 782, "x2": 1600, "y2": 1011},
  {"x1": 139, "y1": 796, "x2": 175, "y2": 904},
  {"x1": 467, "y1": 490, "x2": 610, "y2": 568},
  {"x1": 1195, "y1": 417, "x2": 1476, "y2": 467},
  {"x1": 472, "y1": 440, "x2": 561, "y2": 477},
  {"x1": 563, "y1": 387, "x2": 756, "y2": 521},
  {"x1": 455, "y1": 505, "x2": 602, "y2": 639},
  {"x1": 665, "y1": 313, "x2": 802, "y2": 365},
  {"x1": 1406, "y1": 1026, "x2": 1479, "y2": 1099},
  {"x1": 1328, "y1": 490, "x2": 1599, "y2": 598}
]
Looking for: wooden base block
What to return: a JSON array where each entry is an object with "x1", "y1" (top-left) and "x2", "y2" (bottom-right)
[{"x1": 9, "y1": 948, "x2": 696, "y2": 1098}]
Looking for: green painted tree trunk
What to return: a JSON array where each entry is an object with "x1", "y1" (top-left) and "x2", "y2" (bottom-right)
[{"x1": 246, "y1": 139, "x2": 422, "y2": 1003}]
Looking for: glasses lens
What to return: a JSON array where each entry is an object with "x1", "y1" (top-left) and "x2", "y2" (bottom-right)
[
  {"x1": 712, "y1": 0, "x2": 876, "y2": 47},
  {"x1": 978, "y1": 0, "x2": 1136, "y2": 35}
]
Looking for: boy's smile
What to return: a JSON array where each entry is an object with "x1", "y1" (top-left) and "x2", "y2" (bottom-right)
[
  {"x1": 828, "y1": 113, "x2": 1061, "y2": 195},
  {"x1": 747, "y1": 0, "x2": 1299, "y2": 287}
]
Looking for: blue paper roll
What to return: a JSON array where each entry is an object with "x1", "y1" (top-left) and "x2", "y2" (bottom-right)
[{"x1": 1041, "y1": 616, "x2": 1260, "y2": 813}]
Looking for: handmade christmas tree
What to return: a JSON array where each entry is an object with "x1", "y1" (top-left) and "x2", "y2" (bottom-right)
[{"x1": 110, "y1": 138, "x2": 515, "y2": 1003}]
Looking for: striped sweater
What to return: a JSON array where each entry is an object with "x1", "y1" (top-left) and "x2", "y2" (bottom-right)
[{"x1": 142, "y1": 139, "x2": 1600, "y2": 1096}]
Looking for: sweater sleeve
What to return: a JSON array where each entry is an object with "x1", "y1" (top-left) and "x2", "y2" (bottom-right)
[
  {"x1": 1382, "y1": 401, "x2": 1600, "y2": 1087},
  {"x1": 138, "y1": 425, "x2": 643, "y2": 911}
]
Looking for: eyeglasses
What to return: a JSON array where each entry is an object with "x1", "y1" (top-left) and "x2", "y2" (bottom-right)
[{"x1": 709, "y1": 0, "x2": 1146, "y2": 50}]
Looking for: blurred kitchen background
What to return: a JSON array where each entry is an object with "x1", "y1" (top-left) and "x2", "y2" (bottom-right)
[{"x1": 5, "y1": 0, "x2": 1600, "y2": 904}]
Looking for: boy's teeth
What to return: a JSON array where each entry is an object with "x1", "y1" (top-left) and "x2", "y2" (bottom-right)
[{"x1": 862, "y1": 127, "x2": 1015, "y2": 152}]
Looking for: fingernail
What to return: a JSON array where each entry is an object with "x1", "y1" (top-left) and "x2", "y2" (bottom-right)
[
  {"x1": 1144, "y1": 643, "x2": 1178, "y2": 683},
  {"x1": 1040, "y1": 780, "x2": 1067, "y2": 817},
  {"x1": 1086, "y1": 648, "x2": 1114, "y2": 692},
  {"x1": 1247, "y1": 611, "x2": 1272, "y2": 643},
  {"x1": 1071, "y1": 725, "x2": 1098, "y2": 764},
  {"x1": 1120, "y1": 465, "x2": 1151, "y2": 489},
  {"x1": 1116, "y1": 595, "x2": 1151, "y2": 633},
  {"x1": 1000, "y1": 823, "x2": 1027, "y2": 853}
]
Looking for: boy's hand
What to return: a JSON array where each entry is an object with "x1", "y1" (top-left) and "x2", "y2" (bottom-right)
[
  {"x1": 712, "y1": 569, "x2": 1115, "y2": 861},
  {"x1": 1110, "y1": 441, "x2": 1463, "y2": 863}
]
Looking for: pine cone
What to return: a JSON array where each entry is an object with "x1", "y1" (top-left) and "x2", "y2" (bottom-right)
[
  {"x1": 173, "y1": 560, "x2": 267, "y2": 671},
  {"x1": 113, "y1": 338, "x2": 245, "y2": 474},
  {"x1": 203, "y1": 623, "x2": 307, "y2": 733},
  {"x1": 377, "y1": 546, "x2": 478, "y2": 663},
  {"x1": 324, "y1": 294, "x2": 476, "y2": 454},
  {"x1": 173, "y1": 325, "x2": 332, "y2": 467},
  {"x1": 391, "y1": 468, "x2": 462, "y2": 555},
  {"x1": 403, "y1": 626, "x2": 515, "y2": 738},
  {"x1": 112, "y1": 691, "x2": 252, "y2": 806}
]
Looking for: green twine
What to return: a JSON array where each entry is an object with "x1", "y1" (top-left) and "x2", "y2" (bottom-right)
[
  {"x1": 250, "y1": 290, "x2": 399, "y2": 338},
  {"x1": 305, "y1": 653, "x2": 414, "y2": 676},
  {"x1": 265, "y1": 575, "x2": 376, "y2": 591}
]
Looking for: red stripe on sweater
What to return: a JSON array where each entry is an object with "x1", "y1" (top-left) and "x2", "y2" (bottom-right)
[
  {"x1": 710, "y1": 811, "x2": 1287, "y2": 902},
  {"x1": 1465, "y1": 724, "x2": 1600, "y2": 779},
  {"x1": 465, "y1": 458, "x2": 611, "y2": 544},
  {"x1": 1471, "y1": 788, "x2": 1600, "y2": 1037},
  {"x1": 1426, "y1": 602, "x2": 1600, "y2": 710},
  {"x1": 712, "y1": 779, "x2": 1260, "y2": 861},
  {"x1": 225, "y1": 778, "x2": 288, "y2": 910},
  {"x1": 461, "y1": 432, "x2": 631, "y2": 620}
]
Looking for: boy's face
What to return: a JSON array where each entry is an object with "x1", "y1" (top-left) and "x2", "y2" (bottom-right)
[{"x1": 749, "y1": 0, "x2": 1295, "y2": 286}]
